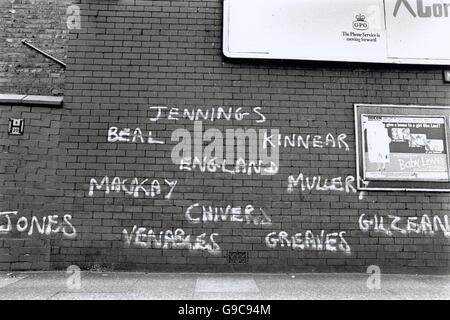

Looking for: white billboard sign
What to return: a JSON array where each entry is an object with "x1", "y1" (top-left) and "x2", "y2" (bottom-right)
[{"x1": 223, "y1": 0, "x2": 450, "y2": 65}]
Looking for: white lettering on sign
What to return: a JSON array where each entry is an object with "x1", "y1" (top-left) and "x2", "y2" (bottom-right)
[{"x1": 398, "y1": 156, "x2": 445, "y2": 171}]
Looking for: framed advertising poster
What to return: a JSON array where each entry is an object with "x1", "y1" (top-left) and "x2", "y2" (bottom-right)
[
  {"x1": 362, "y1": 115, "x2": 450, "y2": 181},
  {"x1": 355, "y1": 105, "x2": 450, "y2": 192}
]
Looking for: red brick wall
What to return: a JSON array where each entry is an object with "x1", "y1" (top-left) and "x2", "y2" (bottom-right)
[{"x1": 0, "y1": 0, "x2": 73, "y2": 95}]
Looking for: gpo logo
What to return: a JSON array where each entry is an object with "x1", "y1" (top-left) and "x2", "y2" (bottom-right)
[
  {"x1": 393, "y1": 0, "x2": 450, "y2": 17},
  {"x1": 353, "y1": 14, "x2": 369, "y2": 30}
]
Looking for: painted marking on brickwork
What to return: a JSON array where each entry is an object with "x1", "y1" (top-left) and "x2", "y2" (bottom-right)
[
  {"x1": 66, "y1": 5, "x2": 81, "y2": 30},
  {"x1": 444, "y1": 70, "x2": 450, "y2": 83},
  {"x1": 164, "y1": 180, "x2": 178, "y2": 199},
  {"x1": 108, "y1": 127, "x2": 164, "y2": 144},
  {"x1": 263, "y1": 132, "x2": 350, "y2": 150},
  {"x1": 122, "y1": 227, "x2": 221, "y2": 255},
  {"x1": 265, "y1": 230, "x2": 351, "y2": 255},
  {"x1": 88, "y1": 177, "x2": 177, "y2": 199},
  {"x1": 171, "y1": 121, "x2": 279, "y2": 176},
  {"x1": 287, "y1": 174, "x2": 358, "y2": 194},
  {"x1": 185, "y1": 203, "x2": 272, "y2": 226},
  {"x1": 149, "y1": 106, "x2": 266, "y2": 123},
  {"x1": 0, "y1": 211, "x2": 76, "y2": 239},
  {"x1": 359, "y1": 213, "x2": 450, "y2": 237},
  {"x1": 358, "y1": 180, "x2": 370, "y2": 200},
  {"x1": 287, "y1": 174, "x2": 370, "y2": 201},
  {"x1": 179, "y1": 156, "x2": 278, "y2": 176}
]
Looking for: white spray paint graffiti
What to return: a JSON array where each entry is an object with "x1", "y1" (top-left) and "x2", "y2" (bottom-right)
[
  {"x1": 263, "y1": 132, "x2": 350, "y2": 151},
  {"x1": 171, "y1": 121, "x2": 279, "y2": 176},
  {"x1": 0, "y1": 211, "x2": 76, "y2": 239},
  {"x1": 66, "y1": 4, "x2": 81, "y2": 30},
  {"x1": 287, "y1": 174, "x2": 370, "y2": 200},
  {"x1": 123, "y1": 227, "x2": 221, "y2": 256},
  {"x1": 287, "y1": 173, "x2": 357, "y2": 194},
  {"x1": 179, "y1": 156, "x2": 278, "y2": 176},
  {"x1": 88, "y1": 177, "x2": 177, "y2": 199},
  {"x1": 108, "y1": 127, "x2": 164, "y2": 144},
  {"x1": 185, "y1": 204, "x2": 272, "y2": 226},
  {"x1": 359, "y1": 213, "x2": 450, "y2": 237},
  {"x1": 358, "y1": 180, "x2": 370, "y2": 200},
  {"x1": 149, "y1": 106, "x2": 267, "y2": 123},
  {"x1": 265, "y1": 230, "x2": 351, "y2": 256}
]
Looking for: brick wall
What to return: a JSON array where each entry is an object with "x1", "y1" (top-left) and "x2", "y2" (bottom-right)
[
  {"x1": 1, "y1": 0, "x2": 450, "y2": 273},
  {"x1": 0, "y1": 0, "x2": 73, "y2": 95},
  {"x1": 0, "y1": 103, "x2": 64, "y2": 270}
]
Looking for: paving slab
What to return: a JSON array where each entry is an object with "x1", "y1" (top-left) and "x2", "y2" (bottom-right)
[
  {"x1": 196, "y1": 276, "x2": 259, "y2": 293},
  {"x1": 193, "y1": 293, "x2": 264, "y2": 300},
  {"x1": 0, "y1": 272, "x2": 448, "y2": 300}
]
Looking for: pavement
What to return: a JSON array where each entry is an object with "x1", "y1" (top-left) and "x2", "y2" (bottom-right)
[{"x1": 0, "y1": 271, "x2": 448, "y2": 300}]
